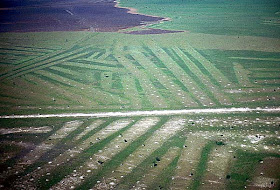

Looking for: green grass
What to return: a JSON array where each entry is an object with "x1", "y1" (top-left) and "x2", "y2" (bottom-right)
[
  {"x1": 0, "y1": 30, "x2": 279, "y2": 114},
  {"x1": 119, "y1": 0, "x2": 280, "y2": 38}
]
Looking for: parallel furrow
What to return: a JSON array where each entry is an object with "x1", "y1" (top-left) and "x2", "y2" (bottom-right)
[
  {"x1": 114, "y1": 45, "x2": 168, "y2": 108},
  {"x1": 0, "y1": 47, "x2": 91, "y2": 80},
  {"x1": 233, "y1": 63, "x2": 252, "y2": 87},
  {"x1": 0, "y1": 121, "x2": 83, "y2": 182},
  {"x1": 146, "y1": 45, "x2": 213, "y2": 106},
  {"x1": 131, "y1": 147, "x2": 180, "y2": 190},
  {"x1": 200, "y1": 146, "x2": 233, "y2": 190},
  {"x1": 182, "y1": 44, "x2": 231, "y2": 87},
  {"x1": 51, "y1": 117, "x2": 160, "y2": 190},
  {"x1": 92, "y1": 118, "x2": 186, "y2": 190},
  {"x1": 0, "y1": 47, "x2": 73, "y2": 78},
  {"x1": 74, "y1": 120, "x2": 105, "y2": 140},
  {"x1": 170, "y1": 135, "x2": 208, "y2": 190},
  {"x1": 14, "y1": 119, "x2": 132, "y2": 189},
  {"x1": 121, "y1": 75, "x2": 142, "y2": 109},
  {"x1": 130, "y1": 49, "x2": 198, "y2": 107},
  {"x1": 174, "y1": 47, "x2": 232, "y2": 105}
]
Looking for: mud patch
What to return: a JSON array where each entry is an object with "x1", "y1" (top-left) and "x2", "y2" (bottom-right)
[
  {"x1": 0, "y1": 0, "x2": 164, "y2": 32},
  {"x1": 123, "y1": 28, "x2": 185, "y2": 35}
]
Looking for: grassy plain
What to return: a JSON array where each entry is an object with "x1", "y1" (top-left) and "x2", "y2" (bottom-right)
[
  {"x1": 0, "y1": 31, "x2": 279, "y2": 115},
  {"x1": 119, "y1": 0, "x2": 280, "y2": 37},
  {"x1": 0, "y1": 0, "x2": 279, "y2": 189}
]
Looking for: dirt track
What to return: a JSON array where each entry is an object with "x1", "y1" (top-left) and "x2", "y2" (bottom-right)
[{"x1": 1, "y1": 107, "x2": 279, "y2": 119}]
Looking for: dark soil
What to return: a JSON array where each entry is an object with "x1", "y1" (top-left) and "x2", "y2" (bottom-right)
[
  {"x1": 123, "y1": 28, "x2": 185, "y2": 35},
  {"x1": 0, "y1": 0, "x2": 164, "y2": 32}
]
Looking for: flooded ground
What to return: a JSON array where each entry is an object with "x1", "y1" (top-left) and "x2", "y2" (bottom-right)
[{"x1": 0, "y1": 0, "x2": 164, "y2": 32}]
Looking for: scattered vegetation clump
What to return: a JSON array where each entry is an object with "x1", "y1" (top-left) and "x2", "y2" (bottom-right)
[{"x1": 215, "y1": 141, "x2": 226, "y2": 146}]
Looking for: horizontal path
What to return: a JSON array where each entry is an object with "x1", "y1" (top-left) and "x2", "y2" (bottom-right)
[{"x1": 0, "y1": 107, "x2": 280, "y2": 119}]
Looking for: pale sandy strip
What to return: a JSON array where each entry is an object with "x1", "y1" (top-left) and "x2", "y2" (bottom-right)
[
  {"x1": 85, "y1": 52, "x2": 101, "y2": 61},
  {"x1": 235, "y1": 95, "x2": 280, "y2": 104},
  {"x1": 230, "y1": 57, "x2": 280, "y2": 61},
  {"x1": 146, "y1": 45, "x2": 213, "y2": 106},
  {"x1": 181, "y1": 44, "x2": 231, "y2": 87},
  {"x1": 251, "y1": 72, "x2": 280, "y2": 78},
  {"x1": 74, "y1": 119, "x2": 105, "y2": 140},
  {"x1": 100, "y1": 72, "x2": 113, "y2": 89},
  {"x1": 0, "y1": 126, "x2": 52, "y2": 135},
  {"x1": 121, "y1": 75, "x2": 142, "y2": 109},
  {"x1": 114, "y1": 44, "x2": 168, "y2": 108},
  {"x1": 50, "y1": 117, "x2": 160, "y2": 190},
  {"x1": 13, "y1": 119, "x2": 132, "y2": 189},
  {"x1": 131, "y1": 147, "x2": 180, "y2": 190},
  {"x1": 170, "y1": 135, "x2": 208, "y2": 190},
  {"x1": 248, "y1": 177, "x2": 279, "y2": 189},
  {"x1": 1, "y1": 107, "x2": 280, "y2": 119},
  {"x1": 130, "y1": 49, "x2": 197, "y2": 107},
  {"x1": 225, "y1": 87, "x2": 279, "y2": 94},
  {"x1": 174, "y1": 47, "x2": 232, "y2": 105},
  {"x1": 95, "y1": 49, "x2": 111, "y2": 60},
  {"x1": 249, "y1": 68, "x2": 280, "y2": 72},
  {"x1": 200, "y1": 146, "x2": 233, "y2": 190},
  {"x1": 63, "y1": 62, "x2": 123, "y2": 72},
  {"x1": 257, "y1": 79, "x2": 280, "y2": 84},
  {"x1": 233, "y1": 63, "x2": 252, "y2": 87},
  {"x1": 0, "y1": 120, "x2": 83, "y2": 181},
  {"x1": 92, "y1": 118, "x2": 186, "y2": 190},
  {"x1": 247, "y1": 157, "x2": 280, "y2": 189}
]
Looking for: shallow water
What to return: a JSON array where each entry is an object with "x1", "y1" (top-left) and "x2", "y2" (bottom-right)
[{"x1": 0, "y1": 0, "x2": 163, "y2": 32}]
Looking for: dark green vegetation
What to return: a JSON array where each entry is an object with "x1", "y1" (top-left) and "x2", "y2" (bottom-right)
[{"x1": 0, "y1": 115, "x2": 279, "y2": 189}]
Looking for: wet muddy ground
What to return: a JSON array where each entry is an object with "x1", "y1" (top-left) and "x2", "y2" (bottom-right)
[
  {"x1": 123, "y1": 28, "x2": 185, "y2": 35},
  {"x1": 0, "y1": 0, "x2": 164, "y2": 32}
]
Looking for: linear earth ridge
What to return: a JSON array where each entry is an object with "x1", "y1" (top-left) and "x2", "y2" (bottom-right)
[{"x1": 1, "y1": 107, "x2": 280, "y2": 119}]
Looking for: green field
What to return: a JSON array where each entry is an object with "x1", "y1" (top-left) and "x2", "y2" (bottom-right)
[
  {"x1": 0, "y1": 31, "x2": 279, "y2": 115},
  {"x1": 120, "y1": 0, "x2": 280, "y2": 37},
  {"x1": 0, "y1": 0, "x2": 279, "y2": 189}
]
